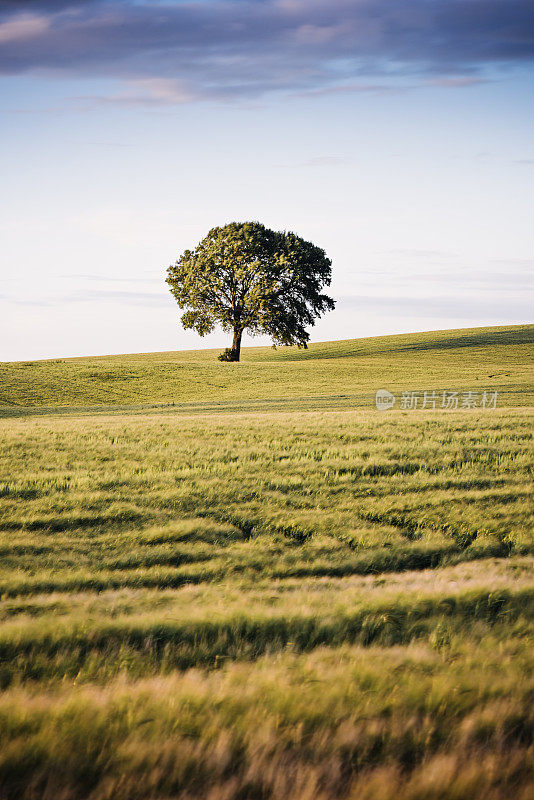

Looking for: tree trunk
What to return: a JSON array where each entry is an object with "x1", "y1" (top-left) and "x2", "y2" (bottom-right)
[{"x1": 231, "y1": 328, "x2": 242, "y2": 361}]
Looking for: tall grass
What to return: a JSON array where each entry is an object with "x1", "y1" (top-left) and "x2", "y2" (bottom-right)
[
  {"x1": 0, "y1": 627, "x2": 532, "y2": 799},
  {"x1": 1, "y1": 560, "x2": 531, "y2": 685},
  {"x1": 1, "y1": 410, "x2": 531, "y2": 599},
  {"x1": 0, "y1": 325, "x2": 532, "y2": 798}
]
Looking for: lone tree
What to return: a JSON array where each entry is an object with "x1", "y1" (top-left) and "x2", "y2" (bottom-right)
[{"x1": 166, "y1": 221, "x2": 335, "y2": 361}]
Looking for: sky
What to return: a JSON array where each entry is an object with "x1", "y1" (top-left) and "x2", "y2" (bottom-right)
[{"x1": 1, "y1": 0, "x2": 533, "y2": 361}]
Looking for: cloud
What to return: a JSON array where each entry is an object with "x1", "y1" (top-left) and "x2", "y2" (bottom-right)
[
  {"x1": 274, "y1": 155, "x2": 348, "y2": 168},
  {"x1": 0, "y1": 293, "x2": 53, "y2": 307},
  {"x1": 0, "y1": 0, "x2": 533, "y2": 102},
  {"x1": 0, "y1": 12, "x2": 50, "y2": 44},
  {"x1": 68, "y1": 288, "x2": 171, "y2": 305},
  {"x1": 0, "y1": 288, "x2": 171, "y2": 308},
  {"x1": 58, "y1": 273, "x2": 161, "y2": 282},
  {"x1": 295, "y1": 82, "x2": 406, "y2": 98},
  {"x1": 302, "y1": 156, "x2": 346, "y2": 167},
  {"x1": 385, "y1": 248, "x2": 458, "y2": 259},
  {"x1": 426, "y1": 76, "x2": 488, "y2": 87},
  {"x1": 489, "y1": 258, "x2": 534, "y2": 266},
  {"x1": 337, "y1": 293, "x2": 534, "y2": 320},
  {"x1": 82, "y1": 78, "x2": 199, "y2": 106}
]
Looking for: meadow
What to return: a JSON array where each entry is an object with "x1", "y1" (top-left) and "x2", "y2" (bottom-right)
[
  {"x1": 1, "y1": 324, "x2": 532, "y2": 412},
  {"x1": 0, "y1": 324, "x2": 532, "y2": 799}
]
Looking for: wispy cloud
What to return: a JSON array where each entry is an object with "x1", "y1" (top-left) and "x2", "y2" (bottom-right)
[
  {"x1": 426, "y1": 76, "x2": 489, "y2": 88},
  {"x1": 274, "y1": 155, "x2": 348, "y2": 168},
  {"x1": 0, "y1": 11, "x2": 50, "y2": 44},
  {"x1": 68, "y1": 289, "x2": 170, "y2": 306},
  {"x1": 0, "y1": 0, "x2": 533, "y2": 103},
  {"x1": 338, "y1": 293, "x2": 534, "y2": 320},
  {"x1": 0, "y1": 287, "x2": 170, "y2": 307},
  {"x1": 294, "y1": 83, "x2": 407, "y2": 98},
  {"x1": 0, "y1": 293, "x2": 53, "y2": 307},
  {"x1": 56, "y1": 273, "x2": 161, "y2": 283},
  {"x1": 84, "y1": 78, "x2": 199, "y2": 107},
  {"x1": 384, "y1": 248, "x2": 458, "y2": 259}
]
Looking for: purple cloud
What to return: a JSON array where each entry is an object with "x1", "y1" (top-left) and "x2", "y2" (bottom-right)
[{"x1": 0, "y1": 0, "x2": 533, "y2": 102}]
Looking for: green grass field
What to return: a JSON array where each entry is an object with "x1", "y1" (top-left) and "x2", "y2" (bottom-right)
[
  {"x1": 1, "y1": 323, "x2": 533, "y2": 412},
  {"x1": 0, "y1": 324, "x2": 533, "y2": 799}
]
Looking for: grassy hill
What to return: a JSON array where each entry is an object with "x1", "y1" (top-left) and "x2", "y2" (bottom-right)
[
  {"x1": 1, "y1": 323, "x2": 533, "y2": 411},
  {"x1": 0, "y1": 324, "x2": 532, "y2": 799}
]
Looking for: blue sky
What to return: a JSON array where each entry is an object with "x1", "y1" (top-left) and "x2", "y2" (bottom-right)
[{"x1": 1, "y1": 0, "x2": 533, "y2": 360}]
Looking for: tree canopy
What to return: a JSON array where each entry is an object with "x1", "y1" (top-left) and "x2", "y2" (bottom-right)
[{"x1": 166, "y1": 221, "x2": 335, "y2": 361}]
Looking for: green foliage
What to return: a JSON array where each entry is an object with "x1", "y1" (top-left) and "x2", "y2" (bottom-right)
[
  {"x1": 166, "y1": 221, "x2": 335, "y2": 359},
  {"x1": 217, "y1": 347, "x2": 238, "y2": 362}
]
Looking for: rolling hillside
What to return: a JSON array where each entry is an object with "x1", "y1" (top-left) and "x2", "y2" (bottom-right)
[{"x1": 1, "y1": 323, "x2": 533, "y2": 412}]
